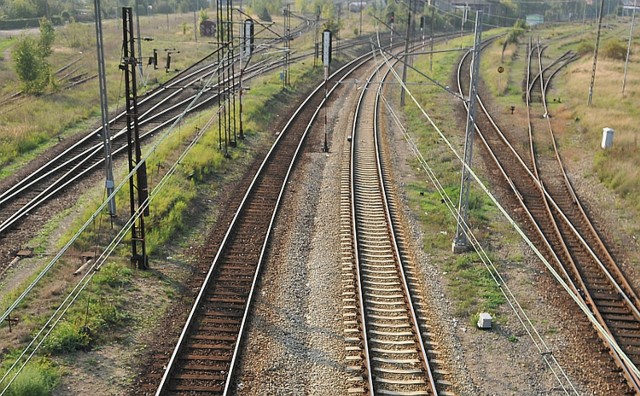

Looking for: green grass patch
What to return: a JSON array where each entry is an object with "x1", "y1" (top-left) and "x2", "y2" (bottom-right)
[
  {"x1": 0, "y1": 357, "x2": 60, "y2": 396},
  {"x1": 444, "y1": 253, "x2": 505, "y2": 317},
  {"x1": 43, "y1": 262, "x2": 133, "y2": 354},
  {"x1": 399, "y1": 30, "x2": 512, "y2": 321}
]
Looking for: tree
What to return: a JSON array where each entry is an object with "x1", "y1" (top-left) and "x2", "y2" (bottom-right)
[
  {"x1": 13, "y1": 36, "x2": 51, "y2": 94},
  {"x1": 13, "y1": 18, "x2": 55, "y2": 95},
  {"x1": 199, "y1": 8, "x2": 208, "y2": 24},
  {"x1": 8, "y1": 0, "x2": 37, "y2": 18},
  {"x1": 39, "y1": 17, "x2": 55, "y2": 57}
]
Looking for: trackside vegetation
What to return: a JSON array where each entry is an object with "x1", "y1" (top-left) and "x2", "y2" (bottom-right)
[
  {"x1": 0, "y1": 48, "x2": 325, "y2": 395},
  {"x1": 401, "y1": 31, "x2": 508, "y2": 322}
]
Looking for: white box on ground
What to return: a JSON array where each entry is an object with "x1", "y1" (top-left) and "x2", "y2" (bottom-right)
[
  {"x1": 601, "y1": 127, "x2": 614, "y2": 149},
  {"x1": 477, "y1": 312, "x2": 492, "y2": 329}
]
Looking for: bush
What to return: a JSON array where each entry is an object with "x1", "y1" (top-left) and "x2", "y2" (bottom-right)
[
  {"x1": 93, "y1": 262, "x2": 133, "y2": 288},
  {"x1": 42, "y1": 321, "x2": 91, "y2": 354},
  {"x1": 4, "y1": 360, "x2": 59, "y2": 396},
  {"x1": 602, "y1": 39, "x2": 627, "y2": 60},
  {"x1": 576, "y1": 41, "x2": 594, "y2": 56}
]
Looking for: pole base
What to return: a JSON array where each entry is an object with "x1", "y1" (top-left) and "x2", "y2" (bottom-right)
[
  {"x1": 451, "y1": 239, "x2": 468, "y2": 254},
  {"x1": 132, "y1": 254, "x2": 149, "y2": 270}
]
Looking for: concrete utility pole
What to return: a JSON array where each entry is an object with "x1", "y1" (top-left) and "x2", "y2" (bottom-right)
[
  {"x1": 430, "y1": 6, "x2": 435, "y2": 71},
  {"x1": 588, "y1": 0, "x2": 606, "y2": 105},
  {"x1": 400, "y1": 0, "x2": 412, "y2": 106},
  {"x1": 93, "y1": 0, "x2": 116, "y2": 217},
  {"x1": 359, "y1": 1, "x2": 363, "y2": 36},
  {"x1": 452, "y1": 11, "x2": 483, "y2": 253},
  {"x1": 400, "y1": 0, "x2": 411, "y2": 106},
  {"x1": 623, "y1": 0, "x2": 637, "y2": 94}
]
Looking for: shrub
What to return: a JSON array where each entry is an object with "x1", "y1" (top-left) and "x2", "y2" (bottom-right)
[
  {"x1": 602, "y1": 39, "x2": 627, "y2": 61},
  {"x1": 42, "y1": 321, "x2": 90, "y2": 354},
  {"x1": 576, "y1": 41, "x2": 594, "y2": 56},
  {"x1": 3, "y1": 360, "x2": 59, "y2": 396},
  {"x1": 93, "y1": 262, "x2": 133, "y2": 288},
  {"x1": 93, "y1": 298, "x2": 131, "y2": 327}
]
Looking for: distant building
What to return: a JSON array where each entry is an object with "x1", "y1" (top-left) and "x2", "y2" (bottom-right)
[
  {"x1": 448, "y1": 0, "x2": 501, "y2": 17},
  {"x1": 622, "y1": 0, "x2": 640, "y2": 15},
  {"x1": 526, "y1": 14, "x2": 544, "y2": 26},
  {"x1": 349, "y1": 2, "x2": 366, "y2": 12}
]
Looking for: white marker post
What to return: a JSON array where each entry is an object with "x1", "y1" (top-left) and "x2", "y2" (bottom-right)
[{"x1": 322, "y1": 29, "x2": 332, "y2": 152}]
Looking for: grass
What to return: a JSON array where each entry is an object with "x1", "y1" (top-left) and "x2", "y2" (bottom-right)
[
  {"x1": 0, "y1": 357, "x2": 60, "y2": 396},
  {"x1": 0, "y1": 33, "x2": 326, "y2": 393},
  {"x1": 0, "y1": 13, "x2": 212, "y2": 177},
  {"x1": 41, "y1": 262, "x2": 134, "y2": 354},
  {"x1": 539, "y1": 21, "x2": 640, "y2": 214},
  {"x1": 401, "y1": 31, "x2": 508, "y2": 320},
  {"x1": 444, "y1": 252, "x2": 505, "y2": 317}
]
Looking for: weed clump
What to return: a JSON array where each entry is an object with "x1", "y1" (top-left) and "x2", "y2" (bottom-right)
[
  {"x1": 602, "y1": 39, "x2": 627, "y2": 60},
  {"x1": 1, "y1": 359, "x2": 59, "y2": 396}
]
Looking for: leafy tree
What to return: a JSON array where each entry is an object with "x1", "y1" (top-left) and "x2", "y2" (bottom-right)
[
  {"x1": 199, "y1": 8, "x2": 208, "y2": 24},
  {"x1": 12, "y1": 18, "x2": 55, "y2": 94},
  {"x1": 320, "y1": 0, "x2": 334, "y2": 19},
  {"x1": 13, "y1": 36, "x2": 51, "y2": 94},
  {"x1": 323, "y1": 18, "x2": 340, "y2": 35},
  {"x1": 39, "y1": 17, "x2": 55, "y2": 57},
  {"x1": 8, "y1": 0, "x2": 37, "y2": 18}
]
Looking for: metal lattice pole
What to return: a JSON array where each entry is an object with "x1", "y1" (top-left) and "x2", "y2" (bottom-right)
[
  {"x1": 452, "y1": 11, "x2": 483, "y2": 253},
  {"x1": 122, "y1": 7, "x2": 149, "y2": 269}
]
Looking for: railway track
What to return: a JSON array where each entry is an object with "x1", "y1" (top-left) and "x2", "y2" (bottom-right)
[
  {"x1": 152, "y1": 50, "x2": 380, "y2": 394},
  {"x1": 337, "y1": 41, "x2": 452, "y2": 395},
  {"x1": 459, "y1": 37, "x2": 640, "y2": 391},
  {"x1": 0, "y1": 24, "x2": 314, "y2": 239},
  {"x1": 0, "y1": 28, "x2": 383, "y2": 257}
]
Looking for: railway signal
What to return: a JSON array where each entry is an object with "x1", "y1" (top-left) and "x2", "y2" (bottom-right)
[
  {"x1": 149, "y1": 49, "x2": 158, "y2": 69},
  {"x1": 243, "y1": 18, "x2": 254, "y2": 57}
]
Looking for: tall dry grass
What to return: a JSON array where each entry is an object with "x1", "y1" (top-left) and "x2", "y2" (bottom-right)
[
  {"x1": 559, "y1": 38, "x2": 640, "y2": 211},
  {"x1": 0, "y1": 13, "x2": 212, "y2": 175}
]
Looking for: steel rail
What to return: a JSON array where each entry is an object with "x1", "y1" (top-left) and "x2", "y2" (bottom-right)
[
  {"x1": 371, "y1": 58, "x2": 438, "y2": 395},
  {"x1": 462, "y1": 43, "x2": 583, "y2": 297},
  {"x1": 347, "y1": 43, "x2": 438, "y2": 394},
  {"x1": 0, "y1": 16, "x2": 319, "y2": 208},
  {"x1": 532, "y1": 42, "x2": 640, "y2": 390},
  {"x1": 155, "y1": 51, "x2": 376, "y2": 395},
  {"x1": 460, "y1": 38, "x2": 640, "y2": 392},
  {"x1": 0, "y1": 36, "x2": 337, "y2": 238}
]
